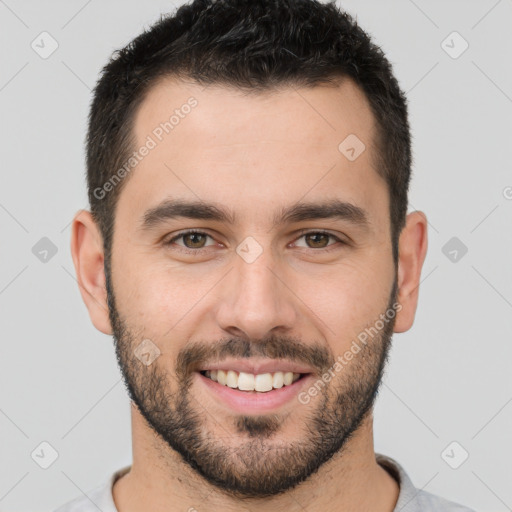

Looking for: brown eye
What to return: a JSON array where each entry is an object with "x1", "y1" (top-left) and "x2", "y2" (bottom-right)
[
  {"x1": 181, "y1": 232, "x2": 208, "y2": 248},
  {"x1": 294, "y1": 230, "x2": 343, "y2": 250},
  {"x1": 304, "y1": 232, "x2": 331, "y2": 248},
  {"x1": 165, "y1": 230, "x2": 215, "y2": 252}
]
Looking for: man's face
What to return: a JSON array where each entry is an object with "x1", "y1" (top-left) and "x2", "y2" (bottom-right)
[{"x1": 106, "y1": 78, "x2": 397, "y2": 498}]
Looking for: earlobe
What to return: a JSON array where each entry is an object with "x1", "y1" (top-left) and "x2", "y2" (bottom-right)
[
  {"x1": 393, "y1": 211, "x2": 428, "y2": 334},
  {"x1": 70, "y1": 210, "x2": 113, "y2": 335}
]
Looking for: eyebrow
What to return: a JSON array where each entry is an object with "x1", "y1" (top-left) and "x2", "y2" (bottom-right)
[{"x1": 139, "y1": 198, "x2": 370, "y2": 231}]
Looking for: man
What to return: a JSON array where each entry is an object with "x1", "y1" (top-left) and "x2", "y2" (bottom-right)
[{"x1": 56, "y1": 0, "x2": 476, "y2": 510}]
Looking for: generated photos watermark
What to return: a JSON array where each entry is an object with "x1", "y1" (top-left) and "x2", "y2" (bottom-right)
[
  {"x1": 93, "y1": 96, "x2": 198, "y2": 200},
  {"x1": 298, "y1": 301, "x2": 402, "y2": 405}
]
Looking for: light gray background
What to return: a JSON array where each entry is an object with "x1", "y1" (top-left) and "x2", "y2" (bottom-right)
[{"x1": 1, "y1": 1, "x2": 511, "y2": 511}]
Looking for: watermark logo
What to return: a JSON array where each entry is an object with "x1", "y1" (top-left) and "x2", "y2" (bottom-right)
[
  {"x1": 134, "y1": 339, "x2": 161, "y2": 366},
  {"x1": 442, "y1": 236, "x2": 468, "y2": 263},
  {"x1": 236, "y1": 236, "x2": 263, "y2": 263},
  {"x1": 31, "y1": 31, "x2": 59, "y2": 59},
  {"x1": 441, "y1": 31, "x2": 469, "y2": 60},
  {"x1": 441, "y1": 441, "x2": 469, "y2": 469},
  {"x1": 31, "y1": 441, "x2": 59, "y2": 469},
  {"x1": 32, "y1": 237, "x2": 58, "y2": 263},
  {"x1": 338, "y1": 134, "x2": 366, "y2": 162}
]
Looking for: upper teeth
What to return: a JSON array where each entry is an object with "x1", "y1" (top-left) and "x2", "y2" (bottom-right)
[{"x1": 204, "y1": 370, "x2": 301, "y2": 392}]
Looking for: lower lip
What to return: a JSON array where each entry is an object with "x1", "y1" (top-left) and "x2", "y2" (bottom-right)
[{"x1": 197, "y1": 372, "x2": 313, "y2": 414}]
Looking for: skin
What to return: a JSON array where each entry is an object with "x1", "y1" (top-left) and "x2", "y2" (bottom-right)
[{"x1": 71, "y1": 76, "x2": 428, "y2": 511}]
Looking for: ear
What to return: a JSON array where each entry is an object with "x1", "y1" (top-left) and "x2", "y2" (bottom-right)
[
  {"x1": 70, "y1": 209, "x2": 113, "y2": 335},
  {"x1": 393, "y1": 211, "x2": 428, "y2": 333}
]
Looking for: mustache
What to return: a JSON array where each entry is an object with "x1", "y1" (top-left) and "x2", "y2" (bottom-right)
[{"x1": 175, "y1": 334, "x2": 334, "y2": 381}]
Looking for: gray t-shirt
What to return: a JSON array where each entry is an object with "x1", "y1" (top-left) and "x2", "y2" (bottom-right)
[{"x1": 54, "y1": 453, "x2": 476, "y2": 511}]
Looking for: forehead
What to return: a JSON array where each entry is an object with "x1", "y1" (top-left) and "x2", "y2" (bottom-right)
[
  {"x1": 120, "y1": 76, "x2": 386, "y2": 229},
  {"x1": 134, "y1": 76, "x2": 376, "y2": 156}
]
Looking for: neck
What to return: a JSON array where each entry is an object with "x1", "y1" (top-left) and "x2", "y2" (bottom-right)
[{"x1": 113, "y1": 404, "x2": 399, "y2": 512}]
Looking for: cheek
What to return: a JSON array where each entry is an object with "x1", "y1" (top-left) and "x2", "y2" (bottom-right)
[
  {"x1": 112, "y1": 255, "x2": 173, "y2": 327},
  {"x1": 295, "y1": 260, "x2": 391, "y2": 347},
  {"x1": 114, "y1": 256, "x2": 219, "y2": 338}
]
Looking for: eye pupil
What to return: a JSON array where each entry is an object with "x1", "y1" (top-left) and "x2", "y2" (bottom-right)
[
  {"x1": 306, "y1": 233, "x2": 329, "y2": 248},
  {"x1": 185, "y1": 233, "x2": 206, "y2": 248}
]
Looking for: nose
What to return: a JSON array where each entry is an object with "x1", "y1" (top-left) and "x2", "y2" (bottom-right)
[{"x1": 215, "y1": 244, "x2": 298, "y2": 341}]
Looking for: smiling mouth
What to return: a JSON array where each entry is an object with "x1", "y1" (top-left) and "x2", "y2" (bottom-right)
[{"x1": 199, "y1": 369, "x2": 308, "y2": 393}]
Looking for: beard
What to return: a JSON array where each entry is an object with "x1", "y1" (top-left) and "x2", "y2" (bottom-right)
[{"x1": 105, "y1": 257, "x2": 398, "y2": 499}]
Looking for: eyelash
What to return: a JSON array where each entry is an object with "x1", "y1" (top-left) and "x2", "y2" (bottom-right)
[{"x1": 164, "y1": 229, "x2": 345, "y2": 255}]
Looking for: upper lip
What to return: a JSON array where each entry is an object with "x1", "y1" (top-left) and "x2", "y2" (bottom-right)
[{"x1": 198, "y1": 359, "x2": 315, "y2": 375}]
